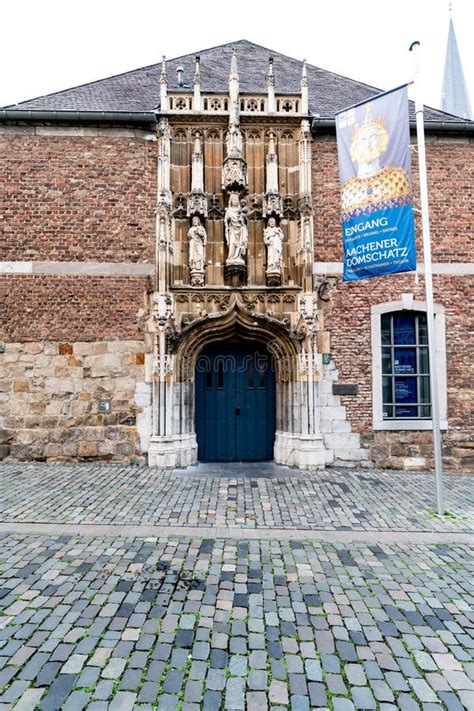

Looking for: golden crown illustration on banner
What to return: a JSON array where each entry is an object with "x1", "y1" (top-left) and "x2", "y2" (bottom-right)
[{"x1": 350, "y1": 103, "x2": 389, "y2": 164}]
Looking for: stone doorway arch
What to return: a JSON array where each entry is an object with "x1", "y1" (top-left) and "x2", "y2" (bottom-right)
[{"x1": 148, "y1": 298, "x2": 326, "y2": 470}]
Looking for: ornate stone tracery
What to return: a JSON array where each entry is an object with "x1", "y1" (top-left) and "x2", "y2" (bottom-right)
[{"x1": 147, "y1": 48, "x2": 336, "y2": 471}]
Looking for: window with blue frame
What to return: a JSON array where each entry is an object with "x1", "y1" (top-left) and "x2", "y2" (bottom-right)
[{"x1": 381, "y1": 311, "x2": 430, "y2": 419}]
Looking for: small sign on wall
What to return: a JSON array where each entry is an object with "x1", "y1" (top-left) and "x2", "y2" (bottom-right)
[
  {"x1": 333, "y1": 384, "x2": 358, "y2": 396},
  {"x1": 98, "y1": 399, "x2": 112, "y2": 413}
]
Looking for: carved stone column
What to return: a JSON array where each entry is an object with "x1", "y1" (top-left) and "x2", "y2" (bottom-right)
[
  {"x1": 298, "y1": 119, "x2": 314, "y2": 292},
  {"x1": 222, "y1": 49, "x2": 248, "y2": 286},
  {"x1": 148, "y1": 291, "x2": 197, "y2": 468},
  {"x1": 186, "y1": 134, "x2": 208, "y2": 287}
]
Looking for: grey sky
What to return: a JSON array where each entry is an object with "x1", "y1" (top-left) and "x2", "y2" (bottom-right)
[{"x1": 1, "y1": 0, "x2": 473, "y2": 115}]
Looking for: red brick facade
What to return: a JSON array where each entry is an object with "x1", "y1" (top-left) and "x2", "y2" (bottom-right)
[
  {"x1": 313, "y1": 135, "x2": 474, "y2": 262},
  {"x1": 0, "y1": 126, "x2": 472, "y2": 469},
  {"x1": 313, "y1": 134, "x2": 473, "y2": 471},
  {"x1": 0, "y1": 274, "x2": 150, "y2": 342},
  {"x1": 0, "y1": 133, "x2": 156, "y2": 263}
]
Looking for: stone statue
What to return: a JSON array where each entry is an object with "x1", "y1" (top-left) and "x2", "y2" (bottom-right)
[
  {"x1": 188, "y1": 216, "x2": 207, "y2": 285},
  {"x1": 264, "y1": 217, "x2": 284, "y2": 274},
  {"x1": 224, "y1": 193, "x2": 248, "y2": 266}
]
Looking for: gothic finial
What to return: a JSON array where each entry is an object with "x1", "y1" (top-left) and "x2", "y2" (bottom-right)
[
  {"x1": 301, "y1": 59, "x2": 308, "y2": 86},
  {"x1": 161, "y1": 55, "x2": 167, "y2": 82},
  {"x1": 300, "y1": 59, "x2": 309, "y2": 114},
  {"x1": 267, "y1": 56, "x2": 275, "y2": 85},
  {"x1": 160, "y1": 55, "x2": 168, "y2": 110},
  {"x1": 194, "y1": 56, "x2": 201, "y2": 84},
  {"x1": 230, "y1": 47, "x2": 239, "y2": 81},
  {"x1": 228, "y1": 47, "x2": 240, "y2": 117},
  {"x1": 267, "y1": 56, "x2": 276, "y2": 112},
  {"x1": 193, "y1": 55, "x2": 202, "y2": 111}
]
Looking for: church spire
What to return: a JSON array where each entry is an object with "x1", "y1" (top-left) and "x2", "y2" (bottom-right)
[{"x1": 441, "y1": 13, "x2": 472, "y2": 119}]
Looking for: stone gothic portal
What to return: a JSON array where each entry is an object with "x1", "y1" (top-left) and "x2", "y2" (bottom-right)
[{"x1": 195, "y1": 342, "x2": 276, "y2": 462}]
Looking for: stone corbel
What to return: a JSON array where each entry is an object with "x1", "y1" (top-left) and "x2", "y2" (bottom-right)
[
  {"x1": 315, "y1": 276, "x2": 338, "y2": 305},
  {"x1": 298, "y1": 293, "x2": 320, "y2": 333},
  {"x1": 153, "y1": 292, "x2": 174, "y2": 330}
]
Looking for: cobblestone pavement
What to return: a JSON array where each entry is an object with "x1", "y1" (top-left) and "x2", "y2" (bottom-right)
[
  {"x1": 0, "y1": 463, "x2": 473, "y2": 709},
  {"x1": 0, "y1": 534, "x2": 473, "y2": 710},
  {"x1": 0, "y1": 463, "x2": 472, "y2": 532}
]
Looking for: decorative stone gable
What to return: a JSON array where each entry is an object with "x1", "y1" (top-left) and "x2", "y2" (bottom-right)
[{"x1": 143, "y1": 48, "x2": 368, "y2": 470}]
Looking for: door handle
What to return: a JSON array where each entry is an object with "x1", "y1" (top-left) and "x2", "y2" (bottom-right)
[{"x1": 235, "y1": 407, "x2": 240, "y2": 416}]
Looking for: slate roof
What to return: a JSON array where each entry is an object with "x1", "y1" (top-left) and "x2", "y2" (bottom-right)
[{"x1": 3, "y1": 39, "x2": 465, "y2": 122}]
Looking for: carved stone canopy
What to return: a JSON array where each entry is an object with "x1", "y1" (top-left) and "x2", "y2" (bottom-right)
[
  {"x1": 222, "y1": 156, "x2": 247, "y2": 191},
  {"x1": 186, "y1": 192, "x2": 208, "y2": 217},
  {"x1": 263, "y1": 192, "x2": 283, "y2": 218}
]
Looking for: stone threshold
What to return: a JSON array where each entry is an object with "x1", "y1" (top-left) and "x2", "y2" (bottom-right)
[{"x1": 0, "y1": 522, "x2": 471, "y2": 543}]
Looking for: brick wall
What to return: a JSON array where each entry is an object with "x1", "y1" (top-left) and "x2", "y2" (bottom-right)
[
  {"x1": 313, "y1": 135, "x2": 474, "y2": 263},
  {"x1": 326, "y1": 274, "x2": 474, "y2": 470},
  {"x1": 0, "y1": 127, "x2": 472, "y2": 469},
  {"x1": 0, "y1": 275, "x2": 150, "y2": 342},
  {"x1": 314, "y1": 133, "x2": 473, "y2": 471},
  {"x1": 0, "y1": 133, "x2": 156, "y2": 263}
]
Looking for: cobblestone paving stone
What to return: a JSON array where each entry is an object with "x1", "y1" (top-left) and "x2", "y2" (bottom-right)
[
  {"x1": 0, "y1": 463, "x2": 472, "y2": 531},
  {"x1": 0, "y1": 534, "x2": 472, "y2": 709}
]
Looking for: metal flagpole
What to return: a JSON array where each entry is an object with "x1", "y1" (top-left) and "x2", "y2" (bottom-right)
[{"x1": 409, "y1": 41, "x2": 445, "y2": 515}]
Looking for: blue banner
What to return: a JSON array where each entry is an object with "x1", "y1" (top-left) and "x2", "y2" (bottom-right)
[{"x1": 336, "y1": 86, "x2": 416, "y2": 281}]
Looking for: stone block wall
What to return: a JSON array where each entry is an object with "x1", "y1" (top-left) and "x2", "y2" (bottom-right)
[
  {"x1": 0, "y1": 340, "x2": 148, "y2": 462},
  {"x1": 318, "y1": 360, "x2": 371, "y2": 467}
]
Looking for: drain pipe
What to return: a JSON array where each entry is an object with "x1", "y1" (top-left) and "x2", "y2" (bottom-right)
[
  {"x1": 0, "y1": 109, "x2": 157, "y2": 124},
  {"x1": 311, "y1": 116, "x2": 474, "y2": 134}
]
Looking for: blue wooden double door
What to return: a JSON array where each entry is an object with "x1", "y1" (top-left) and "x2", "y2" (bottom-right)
[{"x1": 195, "y1": 342, "x2": 276, "y2": 462}]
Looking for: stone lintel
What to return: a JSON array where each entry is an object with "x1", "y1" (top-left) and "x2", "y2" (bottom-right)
[
  {"x1": 0, "y1": 261, "x2": 154, "y2": 277},
  {"x1": 0, "y1": 125, "x2": 156, "y2": 140}
]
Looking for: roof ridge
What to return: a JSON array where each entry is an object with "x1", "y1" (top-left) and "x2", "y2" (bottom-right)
[
  {"x1": 5, "y1": 60, "x2": 162, "y2": 110},
  {"x1": 6, "y1": 39, "x2": 256, "y2": 110},
  {"x1": 3, "y1": 39, "x2": 467, "y2": 123}
]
